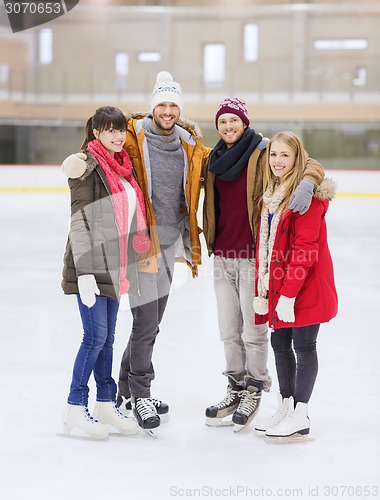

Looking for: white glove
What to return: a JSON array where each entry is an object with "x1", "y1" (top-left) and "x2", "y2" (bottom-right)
[
  {"x1": 62, "y1": 152, "x2": 87, "y2": 179},
  {"x1": 288, "y1": 178, "x2": 314, "y2": 215},
  {"x1": 275, "y1": 295, "x2": 296, "y2": 323},
  {"x1": 78, "y1": 274, "x2": 100, "y2": 308}
]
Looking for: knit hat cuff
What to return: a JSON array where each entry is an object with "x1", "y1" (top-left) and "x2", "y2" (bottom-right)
[
  {"x1": 151, "y1": 71, "x2": 183, "y2": 113},
  {"x1": 215, "y1": 97, "x2": 250, "y2": 128}
]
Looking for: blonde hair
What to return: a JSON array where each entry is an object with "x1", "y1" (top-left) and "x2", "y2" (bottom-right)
[{"x1": 263, "y1": 131, "x2": 309, "y2": 207}]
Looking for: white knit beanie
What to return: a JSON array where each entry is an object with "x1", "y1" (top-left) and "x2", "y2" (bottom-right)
[{"x1": 150, "y1": 71, "x2": 183, "y2": 113}]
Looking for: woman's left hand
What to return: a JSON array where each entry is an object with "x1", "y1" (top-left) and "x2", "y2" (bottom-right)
[{"x1": 276, "y1": 295, "x2": 296, "y2": 322}]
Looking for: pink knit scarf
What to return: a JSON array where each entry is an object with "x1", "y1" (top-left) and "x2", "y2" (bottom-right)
[{"x1": 87, "y1": 139, "x2": 150, "y2": 295}]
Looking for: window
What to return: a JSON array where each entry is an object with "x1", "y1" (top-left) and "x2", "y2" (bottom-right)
[
  {"x1": 353, "y1": 66, "x2": 367, "y2": 86},
  {"x1": 138, "y1": 52, "x2": 161, "y2": 62},
  {"x1": 203, "y1": 44, "x2": 225, "y2": 84},
  {"x1": 0, "y1": 64, "x2": 9, "y2": 84},
  {"x1": 244, "y1": 24, "x2": 259, "y2": 62},
  {"x1": 314, "y1": 39, "x2": 368, "y2": 50},
  {"x1": 39, "y1": 28, "x2": 53, "y2": 64},
  {"x1": 115, "y1": 52, "x2": 129, "y2": 90}
]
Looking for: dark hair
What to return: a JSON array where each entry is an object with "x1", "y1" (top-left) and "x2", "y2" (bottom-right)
[{"x1": 80, "y1": 106, "x2": 127, "y2": 150}]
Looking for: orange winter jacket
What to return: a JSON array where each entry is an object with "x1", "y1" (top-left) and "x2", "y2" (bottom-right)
[{"x1": 125, "y1": 114, "x2": 211, "y2": 277}]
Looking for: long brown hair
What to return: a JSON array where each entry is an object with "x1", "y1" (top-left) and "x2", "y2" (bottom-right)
[
  {"x1": 80, "y1": 106, "x2": 127, "y2": 150},
  {"x1": 263, "y1": 131, "x2": 309, "y2": 207}
]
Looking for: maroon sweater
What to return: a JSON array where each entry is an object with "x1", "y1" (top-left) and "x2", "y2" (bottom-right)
[{"x1": 214, "y1": 167, "x2": 255, "y2": 259}]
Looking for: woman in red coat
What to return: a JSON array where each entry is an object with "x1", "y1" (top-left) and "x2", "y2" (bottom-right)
[{"x1": 253, "y1": 131, "x2": 338, "y2": 442}]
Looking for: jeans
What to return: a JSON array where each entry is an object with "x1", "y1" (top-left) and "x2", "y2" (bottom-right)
[
  {"x1": 213, "y1": 256, "x2": 271, "y2": 391},
  {"x1": 67, "y1": 295, "x2": 119, "y2": 406},
  {"x1": 118, "y1": 245, "x2": 175, "y2": 398},
  {"x1": 270, "y1": 323, "x2": 320, "y2": 404}
]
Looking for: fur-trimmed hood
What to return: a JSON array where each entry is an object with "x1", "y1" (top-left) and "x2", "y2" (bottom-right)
[
  {"x1": 124, "y1": 111, "x2": 203, "y2": 139},
  {"x1": 314, "y1": 177, "x2": 336, "y2": 201}
]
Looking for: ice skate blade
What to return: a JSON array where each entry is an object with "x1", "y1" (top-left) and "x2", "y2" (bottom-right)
[
  {"x1": 56, "y1": 432, "x2": 109, "y2": 441},
  {"x1": 233, "y1": 423, "x2": 249, "y2": 433},
  {"x1": 254, "y1": 429, "x2": 266, "y2": 436},
  {"x1": 265, "y1": 433, "x2": 313, "y2": 444},
  {"x1": 205, "y1": 416, "x2": 234, "y2": 427},
  {"x1": 142, "y1": 429, "x2": 158, "y2": 439}
]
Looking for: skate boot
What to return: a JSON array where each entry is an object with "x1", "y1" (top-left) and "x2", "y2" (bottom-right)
[
  {"x1": 132, "y1": 397, "x2": 160, "y2": 436},
  {"x1": 92, "y1": 401, "x2": 139, "y2": 436},
  {"x1": 205, "y1": 377, "x2": 242, "y2": 427},
  {"x1": 62, "y1": 404, "x2": 109, "y2": 439},
  {"x1": 117, "y1": 394, "x2": 169, "y2": 415},
  {"x1": 265, "y1": 401, "x2": 310, "y2": 443},
  {"x1": 232, "y1": 379, "x2": 262, "y2": 432},
  {"x1": 255, "y1": 396, "x2": 293, "y2": 434}
]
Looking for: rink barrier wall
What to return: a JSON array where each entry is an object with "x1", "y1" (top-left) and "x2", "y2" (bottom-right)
[
  {"x1": 0, "y1": 187, "x2": 379, "y2": 198},
  {"x1": 0, "y1": 165, "x2": 379, "y2": 198}
]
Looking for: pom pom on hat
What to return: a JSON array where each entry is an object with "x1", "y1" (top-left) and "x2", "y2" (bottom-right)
[
  {"x1": 215, "y1": 97, "x2": 250, "y2": 128},
  {"x1": 156, "y1": 71, "x2": 173, "y2": 83},
  {"x1": 151, "y1": 71, "x2": 183, "y2": 113}
]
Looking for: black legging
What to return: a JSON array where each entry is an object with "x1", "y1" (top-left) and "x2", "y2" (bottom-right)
[{"x1": 270, "y1": 324, "x2": 320, "y2": 404}]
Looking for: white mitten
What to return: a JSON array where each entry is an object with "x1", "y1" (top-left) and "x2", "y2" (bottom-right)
[
  {"x1": 288, "y1": 178, "x2": 314, "y2": 215},
  {"x1": 275, "y1": 295, "x2": 296, "y2": 323},
  {"x1": 62, "y1": 152, "x2": 87, "y2": 179},
  {"x1": 78, "y1": 275, "x2": 100, "y2": 308}
]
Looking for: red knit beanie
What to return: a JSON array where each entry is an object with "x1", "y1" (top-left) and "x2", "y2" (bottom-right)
[{"x1": 215, "y1": 97, "x2": 250, "y2": 128}]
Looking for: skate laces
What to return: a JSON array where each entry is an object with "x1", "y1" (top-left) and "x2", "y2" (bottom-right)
[
  {"x1": 135, "y1": 397, "x2": 157, "y2": 420},
  {"x1": 84, "y1": 406, "x2": 99, "y2": 423},
  {"x1": 236, "y1": 390, "x2": 261, "y2": 416},
  {"x1": 151, "y1": 398, "x2": 163, "y2": 408},
  {"x1": 214, "y1": 387, "x2": 239, "y2": 409},
  {"x1": 112, "y1": 403, "x2": 129, "y2": 419}
]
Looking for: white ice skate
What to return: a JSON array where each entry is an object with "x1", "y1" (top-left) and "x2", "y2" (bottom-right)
[
  {"x1": 254, "y1": 396, "x2": 293, "y2": 435},
  {"x1": 61, "y1": 404, "x2": 109, "y2": 440},
  {"x1": 92, "y1": 401, "x2": 139, "y2": 436},
  {"x1": 265, "y1": 401, "x2": 312, "y2": 443}
]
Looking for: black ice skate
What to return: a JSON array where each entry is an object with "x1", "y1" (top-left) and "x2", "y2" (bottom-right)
[
  {"x1": 205, "y1": 378, "x2": 242, "y2": 427},
  {"x1": 132, "y1": 397, "x2": 160, "y2": 437},
  {"x1": 232, "y1": 379, "x2": 262, "y2": 432},
  {"x1": 117, "y1": 394, "x2": 169, "y2": 415}
]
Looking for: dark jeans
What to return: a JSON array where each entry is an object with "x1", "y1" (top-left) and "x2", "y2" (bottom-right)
[
  {"x1": 270, "y1": 323, "x2": 320, "y2": 404},
  {"x1": 118, "y1": 246, "x2": 175, "y2": 398}
]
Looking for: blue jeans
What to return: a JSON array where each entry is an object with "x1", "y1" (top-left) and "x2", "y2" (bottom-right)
[
  {"x1": 67, "y1": 295, "x2": 119, "y2": 406},
  {"x1": 270, "y1": 324, "x2": 320, "y2": 404}
]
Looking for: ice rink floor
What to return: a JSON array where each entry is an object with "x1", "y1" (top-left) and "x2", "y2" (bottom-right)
[{"x1": 1, "y1": 167, "x2": 380, "y2": 500}]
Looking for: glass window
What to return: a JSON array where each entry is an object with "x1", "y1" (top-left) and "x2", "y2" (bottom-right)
[
  {"x1": 0, "y1": 64, "x2": 9, "y2": 84},
  {"x1": 244, "y1": 24, "x2": 259, "y2": 61},
  {"x1": 138, "y1": 52, "x2": 161, "y2": 62},
  {"x1": 39, "y1": 28, "x2": 53, "y2": 64},
  {"x1": 314, "y1": 39, "x2": 368, "y2": 50},
  {"x1": 203, "y1": 44, "x2": 225, "y2": 84},
  {"x1": 353, "y1": 66, "x2": 367, "y2": 86},
  {"x1": 115, "y1": 52, "x2": 129, "y2": 90}
]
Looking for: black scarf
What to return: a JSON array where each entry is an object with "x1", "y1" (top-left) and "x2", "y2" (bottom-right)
[{"x1": 209, "y1": 127, "x2": 263, "y2": 181}]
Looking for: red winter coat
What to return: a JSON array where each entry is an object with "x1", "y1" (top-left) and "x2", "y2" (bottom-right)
[{"x1": 255, "y1": 179, "x2": 338, "y2": 329}]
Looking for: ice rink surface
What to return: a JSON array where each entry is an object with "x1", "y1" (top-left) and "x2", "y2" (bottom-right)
[{"x1": 0, "y1": 167, "x2": 379, "y2": 500}]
